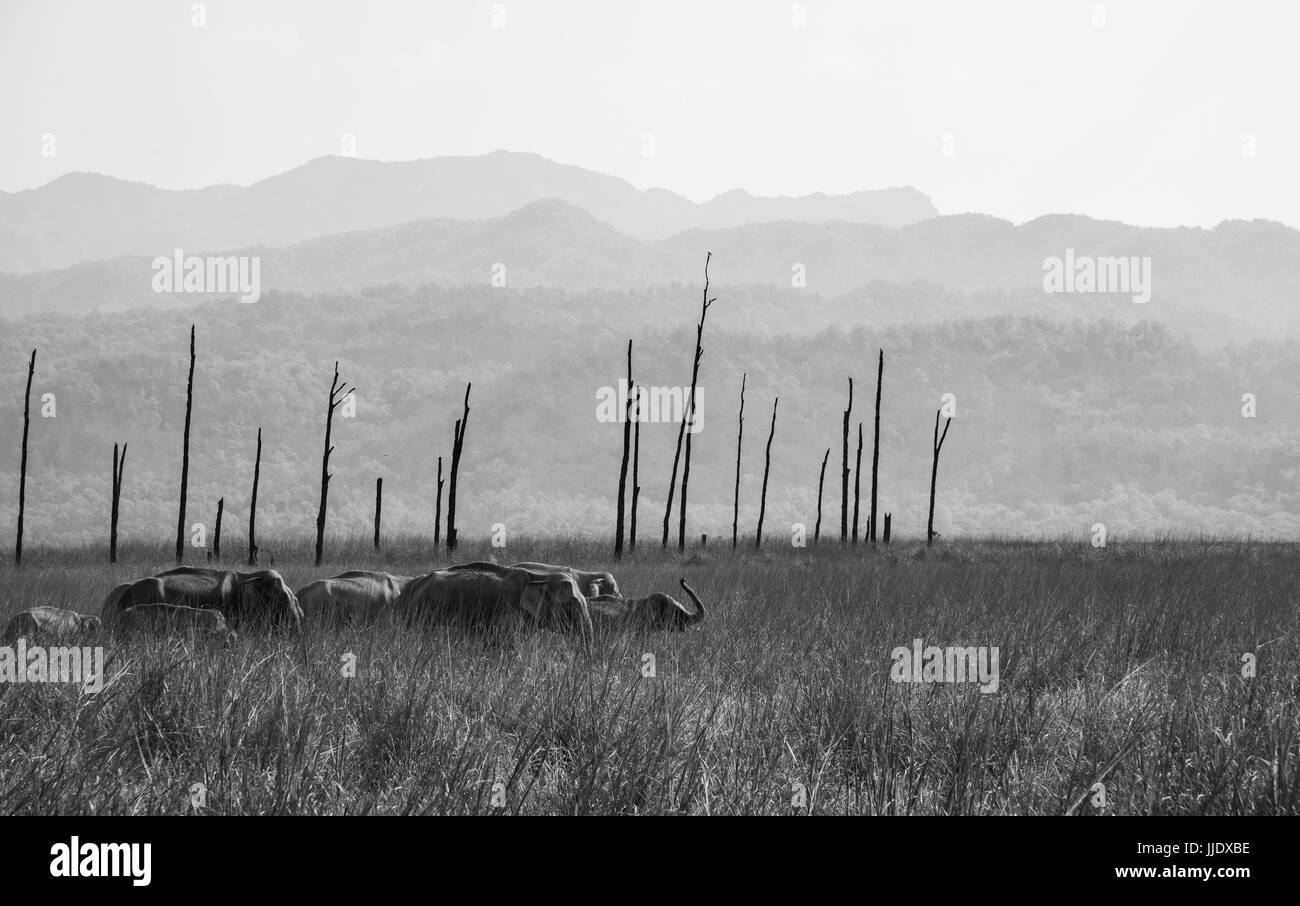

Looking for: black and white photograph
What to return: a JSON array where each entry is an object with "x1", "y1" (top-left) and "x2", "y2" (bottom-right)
[{"x1": 0, "y1": 0, "x2": 1294, "y2": 874}]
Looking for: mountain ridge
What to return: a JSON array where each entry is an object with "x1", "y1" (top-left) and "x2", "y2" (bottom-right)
[
  {"x1": 2, "y1": 199, "x2": 1295, "y2": 347},
  {"x1": 0, "y1": 151, "x2": 937, "y2": 272}
]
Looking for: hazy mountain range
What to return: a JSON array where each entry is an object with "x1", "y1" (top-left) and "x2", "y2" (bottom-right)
[
  {"x1": 2, "y1": 195, "x2": 1295, "y2": 346},
  {"x1": 0, "y1": 151, "x2": 936, "y2": 273}
]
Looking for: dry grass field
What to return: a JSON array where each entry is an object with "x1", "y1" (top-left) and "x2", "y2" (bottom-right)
[{"x1": 0, "y1": 537, "x2": 1296, "y2": 815}]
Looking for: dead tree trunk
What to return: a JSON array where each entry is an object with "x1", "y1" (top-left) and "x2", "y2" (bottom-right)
[
  {"x1": 615, "y1": 341, "x2": 633, "y2": 559},
  {"x1": 732, "y1": 372, "x2": 746, "y2": 549},
  {"x1": 754, "y1": 397, "x2": 778, "y2": 549},
  {"x1": 374, "y1": 477, "x2": 383, "y2": 549},
  {"x1": 315, "y1": 362, "x2": 354, "y2": 566},
  {"x1": 852, "y1": 422, "x2": 863, "y2": 543},
  {"x1": 814, "y1": 447, "x2": 829, "y2": 544},
  {"x1": 446, "y1": 383, "x2": 471, "y2": 552},
  {"x1": 630, "y1": 389, "x2": 641, "y2": 551},
  {"x1": 677, "y1": 252, "x2": 716, "y2": 553},
  {"x1": 213, "y1": 497, "x2": 224, "y2": 561},
  {"x1": 110, "y1": 441, "x2": 126, "y2": 563},
  {"x1": 840, "y1": 377, "x2": 853, "y2": 543},
  {"x1": 662, "y1": 414, "x2": 685, "y2": 548},
  {"x1": 248, "y1": 427, "x2": 261, "y2": 566},
  {"x1": 175, "y1": 325, "x2": 195, "y2": 563},
  {"x1": 14, "y1": 348, "x2": 35, "y2": 567},
  {"x1": 928, "y1": 410, "x2": 953, "y2": 546},
  {"x1": 883, "y1": 513, "x2": 892, "y2": 544},
  {"x1": 870, "y1": 348, "x2": 884, "y2": 544},
  {"x1": 435, "y1": 455, "x2": 444, "y2": 549}
]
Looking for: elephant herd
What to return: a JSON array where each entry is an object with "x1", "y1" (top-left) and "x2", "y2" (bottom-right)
[{"x1": 1, "y1": 561, "x2": 707, "y2": 645}]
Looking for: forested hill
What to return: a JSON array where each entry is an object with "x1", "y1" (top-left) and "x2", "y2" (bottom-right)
[
  {"x1": 3, "y1": 204, "x2": 1298, "y2": 348},
  {"x1": 2, "y1": 283, "x2": 1297, "y2": 547}
]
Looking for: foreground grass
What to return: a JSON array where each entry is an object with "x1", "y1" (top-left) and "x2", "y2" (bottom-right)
[{"x1": 1, "y1": 537, "x2": 1297, "y2": 815}]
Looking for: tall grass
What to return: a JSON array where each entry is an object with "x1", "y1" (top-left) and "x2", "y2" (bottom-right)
[{"x1": 0, "y1": 538, "x2": 1296, "y2": 814}]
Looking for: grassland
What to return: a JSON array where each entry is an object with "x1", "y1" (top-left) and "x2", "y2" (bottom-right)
[{"x1": 0, "y1": 537, "x2": 1296, "y2": 815}]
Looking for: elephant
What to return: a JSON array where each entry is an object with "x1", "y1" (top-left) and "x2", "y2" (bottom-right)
[
  {"x1": 297, "y1": 570, "x2": 412, "y2": 627},
  {"x1": 101, "y1": 567, "x2": 301, "y2": 631},
  {"x1": 586, "y1": 578, "x2": 707, "y2": 632},
  {"x1": 510, "y1": 562, "x2": 620, "y2": 598},
  {"x1": 2, "y1": 606, "x2": 101, "y2": 644},
  {"x1": 116, "y1": 604, "x2": 236, "y2": 642},
  {"x1": 400, "y1": 562, "x2": 592, "y2": 637}
]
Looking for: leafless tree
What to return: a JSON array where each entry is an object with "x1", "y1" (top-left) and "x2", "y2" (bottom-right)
[
  {"x1": 446, "y1": 383, "x2": 471, "y2": 552},
  {"x1": 870, "y1": 349, "x2": 884, "y2": 544},
  {"x1": 677, "y1": 253, "x2": 716, "y2": 552},
  {"x1": 928, "y1": 409, "x2": 954, "y2": 546},
  {"x1": 732, "y1": 372, "x2": 746, "y2": 549},
  {"x1": 14, "y1": 348, "x2": 36, "y2": 567},
  {"x1": 630, "y1": 388, "x2": 641, "y2": 551},
  {"x1": 814, "y1": 447, "x2": 829, "y2": 544},
  {"x1": 615, "y1": 340, "x2": 633, "y2": 558},
  {"x1": 435, "y1": 455, "x2": 444, "y2": 548},
  {"x1": 663, "y1": 252, "x2": 715, "y2": 549},
  {"x1": 315, "y1": 361, "x2": 354, "y2": 566},
  {"x1": 175, "y1": 325, "x2": 195, "y2": 563},
  {"x1": 110, "y1": 441, "x2": 127, "y2": 563},
  {"x1": 841, "y1": 377, "x2": 853, "y2": 542},
  {"x1": 248, "y1": 427, "x2": 261, "y2": 565},
  {"x1": 852, "y1": 422, "x2": 863, "y2": 543},
  {"x1": 213, "y1": 497, "x2": 224, "y2": 561},
  {"x1": 374, "y1": 477, "x2": 383, "y2": 549},
  {"x1": 754, "y1": 397, "x2": 778, "y2": 550}
]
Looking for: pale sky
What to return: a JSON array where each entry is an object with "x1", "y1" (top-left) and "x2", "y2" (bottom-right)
[{"x1": 2, "y1": 0, "x2": 1296, "y2": 228}]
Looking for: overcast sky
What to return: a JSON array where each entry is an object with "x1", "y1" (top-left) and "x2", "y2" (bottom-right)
[{"x1": 2, "y1": 0, "x2": 1295, "y2": 228}]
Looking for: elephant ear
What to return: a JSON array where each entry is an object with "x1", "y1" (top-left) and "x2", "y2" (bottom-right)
[{"x1": 517, "y1": 577, "x2": 549, "y2": 622}]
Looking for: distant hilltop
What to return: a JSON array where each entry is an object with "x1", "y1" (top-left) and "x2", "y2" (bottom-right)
[{"x1": 0, "y1": 150, "x2": 938, "y2": 273}]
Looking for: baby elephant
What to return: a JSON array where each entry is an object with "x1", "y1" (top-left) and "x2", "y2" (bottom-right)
[
  {"x1": 587, "y1": 579, "x2": 707, "y2": 632},
  {"x1": 116, "y1": 604, "x2": 236, "y2": 642},
  {"x1": 2, "y1": 606, "x2": 102, "y2": 644}
]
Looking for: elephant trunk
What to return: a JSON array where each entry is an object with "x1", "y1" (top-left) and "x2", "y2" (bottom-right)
[{"x1": 678, "y1": 578, "x2": 707, "y2": 624}]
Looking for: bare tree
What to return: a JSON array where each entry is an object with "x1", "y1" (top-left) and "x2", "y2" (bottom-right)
[
  {"x1": 840, "y1": 377, "x2": 853, "y2": 542},
  {"x1": 677, "y1": 253, "x2": 716, "y2": 552},
  {"x1": 754, "y1": 397, "x2": 778, "y2": 549},
  {"x1": 928, "y1": 410, "x2": 953, "y2": 546},
  {"x1": 315, "y1": 362, "x2": 354, "y2": 566},
  {"x1": 662, "y1": 252, "x2": 715, "y2": 549},
  {"x1": 213, "y1": 497, "x2": 224, "y2": 561},
  {"x1": 446, "y1": 383, "x2": 471, "y2": 552},
  {"x1": 732, "y1": 372, "x2": 746, "y2": 549},
  {"x1": 870, "y1": 349, "x2": 884, "y2": 544},
  {"x1": 814, "y1": 447, "x2": 829, "y2": 544},
  {"x1": 434, "y1": 455, "x2": 444, "y2": 548},
  {"x1": 14, "y1": 349, "x2": 35, "y2": 567},
  {"x1": 248, "y1": 427, "x2": 261, "y2": 566},
  {"x1": 615, "y1": 341, "x2": 633, "y2": 559},
  {"x1": 630, "y1": 388, "x2": 641, "y2": 551},
  {"x1": 661, "y1": 420, "x2": 684, "y2": 548},
  {"x1": 852, "y1": 422, "x2": 863, "y2": 543},
  {"x1": 175, "y1": 325, "x2": 195, "y2": 563},
  {"x1": 110, "y1": 441, "x2": 127, "y2": 563},
  {"x1": 374, "y1": 477, "x2": 383, "y2": 549}
]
